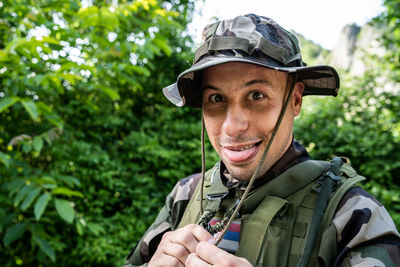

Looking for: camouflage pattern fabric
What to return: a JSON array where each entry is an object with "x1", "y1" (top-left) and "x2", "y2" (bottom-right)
[
  {"x1": 195, "y1": 14, "x2": 303, "y2": 67},
  {"x1": 124, "y1": 175, "x2": 400, "y2": 266},
  {"x1": 333, "y1": 187, "x2": 400, "y2": 266},
  {"x1": 163, "y1": 14, "x2": 340, "y2": 108}
]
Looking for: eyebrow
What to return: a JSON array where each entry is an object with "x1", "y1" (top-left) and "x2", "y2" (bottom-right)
[
  {"x1": 243, "y1": 79, "x2": 273, "y2": 88},
  {"x1": 202, "y1": 84, "x2": 219, "y2": 91},
  {"x1": 203, "y1": 79, "x2": 273, "y2": 91}
]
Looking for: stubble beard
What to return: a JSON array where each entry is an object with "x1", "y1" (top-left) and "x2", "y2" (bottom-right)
[{"x1": 224, "y1": 159, "x2": 270, "y2": 181}]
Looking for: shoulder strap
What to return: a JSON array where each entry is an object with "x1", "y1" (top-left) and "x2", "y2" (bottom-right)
[
  {"x1": 304, "y1": 159, "x2": 366, "y2": 266},
  {"x1": 177, "y1": 163, "x2": 220, "y2": 228},
  {"x1": 316, "y1": 162, "x2": 366, "y2": 265},
  {"x1": 298, "y1": 157, "x2": 344, "y2": 267},
  {"x1": 321, "y1": 162, "x2": 366, "y2": 228},
  {"x1": 236, "y1": 196, "x2": 288, "y2": 265}
]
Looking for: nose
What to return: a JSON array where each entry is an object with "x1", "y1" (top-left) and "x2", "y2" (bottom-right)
[{"x1": 221, "y1": 104, "x2": 249, "y2": 137}]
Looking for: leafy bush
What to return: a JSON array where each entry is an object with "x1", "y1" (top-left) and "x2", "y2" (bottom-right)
[
  {"x1": 0, "y1": 0, "x2": 208, "y2": 265},
  {"x1": 1, "y1": 1, "x2": 399, "y2": 266},
  {"x1": 295, "y1": 70, "x2": 400, "y2": 228}
]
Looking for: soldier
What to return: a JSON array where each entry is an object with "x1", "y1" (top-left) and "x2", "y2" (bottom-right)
[{"x1": 124, "y1": 14, "x2": 400, "y2": 266}]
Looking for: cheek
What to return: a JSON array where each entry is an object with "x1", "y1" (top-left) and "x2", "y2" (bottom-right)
[
  {"x1": 253, "y1": 108, "x2": 280, "y2": 131},
  {"x1": 204, "y1": 117, "x2": 222, "y2": 146}
]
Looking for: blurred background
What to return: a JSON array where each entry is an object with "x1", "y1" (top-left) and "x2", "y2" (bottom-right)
[{"x1": 0, "y1": 0, "x2": 399, "y2": 266}]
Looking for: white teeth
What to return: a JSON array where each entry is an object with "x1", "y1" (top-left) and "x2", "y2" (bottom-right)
[{"x1": 237, "y1": 144, "x2": 256, "y2": 151}]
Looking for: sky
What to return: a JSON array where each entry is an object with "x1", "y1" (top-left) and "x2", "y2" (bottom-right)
[{"x1": 189, "y1": 0, "x2": 385, "y2": 50}]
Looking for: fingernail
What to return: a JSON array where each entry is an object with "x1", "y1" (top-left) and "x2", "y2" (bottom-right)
[{"x1": 207, "y1": 238, "x2": 216, "y2": 245}]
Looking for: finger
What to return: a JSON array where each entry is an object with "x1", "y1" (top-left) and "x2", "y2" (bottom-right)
[
  {"x1": 189, "y1": 224, "x2": 213, "y2": 242},
  {"x1": 148, "y1": 252, "x2": 185, "y2": 267},
  {"x1": 170, "y1": 224, "x2": 213, "y2": 253},
  {"x1": 162, "y1": 242, "x2": 190, "y2": 265},
  {"x1": 185, "y1": 253, "x2": 211, "y2": 267},
  {"x1": 195, "y1": 241, "x2": 222, "y2": 264},
  {"x1": 195, "y1": 241, "x2": 251, "y2": 266}
]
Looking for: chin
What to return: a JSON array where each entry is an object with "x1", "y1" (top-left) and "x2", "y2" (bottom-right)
[{"x1": 225, "y1": 165, "x2": 255, "y2": 181}]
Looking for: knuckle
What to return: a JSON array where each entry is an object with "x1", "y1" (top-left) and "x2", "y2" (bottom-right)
[
  {"x1": 180, "y1": 232, "x2": 193, "y2": 243},
  {"x1": 175, "y1": 245, "x2": 188, "y2": 258},
  {"x1": 185, "y1": 253, "x2": 196, "y2": 266},
  {"x1": 218, "y1": 258, "x2": 236, "y2": 267},
  {"x1": 169, "y1": 257, "x2": 181, "y2": 267},
  {"x1": 196, "y1": 241, "x2": 207, "y2": 252},
  {"x1": 239, "y1": 256, "x2": 251, "y2": 265},
  {"x1": 184, "y1": 223, "x2": 198, "y2": 231},
  {"x1": 162, "y1": 230, "x2": 174, "y2": 239}
]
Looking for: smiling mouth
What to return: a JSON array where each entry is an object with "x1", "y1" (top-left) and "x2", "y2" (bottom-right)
[{"x1": 221, "y1": 141, "x2": 262, "y2": 163}]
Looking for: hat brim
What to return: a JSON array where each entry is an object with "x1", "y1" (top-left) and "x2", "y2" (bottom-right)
[{"x1": 163, "y1": 56, "x2": 340, "y2": 107}]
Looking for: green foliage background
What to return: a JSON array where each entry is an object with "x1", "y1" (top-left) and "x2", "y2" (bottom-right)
[{"x1": 0, "y1": 0, "x2": 398, "y2": 266}]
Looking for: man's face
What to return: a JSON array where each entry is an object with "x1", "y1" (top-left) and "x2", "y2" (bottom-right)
[{"x1": 202, "y1": 62, "x2": 304, "y2": 180}]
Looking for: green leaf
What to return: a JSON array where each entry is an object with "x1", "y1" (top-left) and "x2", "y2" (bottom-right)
[
  {"x1": 0, "y1": 50, "x2": 7, "y2": 61},
  {"x1": 130, "y1": 65, "x2": 151, "y2": 76},
  {"x1": 0, "y1": 151, "x2": 11, "y2": 168},
  {"x1": 37, "y1": 176, "x2": 57, "y2": 186},
  {"x1": 52, "y1": 187, "x2": 83, "y2": 198},
  {"x1": 22, "y1": 142, "x2": 32, "y2": 153},
  {"x1": 42, "y1": 36, "x2": 61, "y2": 45},
  {"x1": 56, "y1": 175, "x2": 81, "y2": 187},
  {"x1": 33, "y1": 235, "x2": 56, "y2": 262},
  {"x1": 14, "y1": 184, "x2": 32, "y2": 207},
  {"x1": 44, "y1": 113, "x2": 64, "y2": 129},
  {"x1": 32, "y1": 136, "x2": 44, "y2": 152},
  {"x1": 0, "y1": 96, "x2": 19, "y2": 113},
  {"x1": 0, "y1": 213, "x2": 16, "y2": 232},
  {"x1": 3, "y1": 179, "x2": 24, "y2": 196},
  {"x1": 20, "y1": 100, "x2": 39, "y2": 121},
  {"x1": 54, "y1": 199, "x2": 75, "y2": 224},
  {"x1": 87, "y1": 222, "x2": 105, "y2": 236},
  {"x1": 76, "y1": 221, "x2": 84, "y2": 236},
  {"x1": 60, "y1": 73, "x2": 82, "y2": 85},
  {"x1": 153, "y1": 37, "x2": 172, "y2": 56},
  {"x1": 35, "y1": 102, "x2": 52, "y2": 114},
  {"x1": 99, "y1": 86, "x2": 120, "y2": 101},
  {"x1": 20, "y1": 187, "x2": 41, "y2": 211},
  {"x1": 3, "y1": 223, "x2": 27, "y2": 246},
  {"x1": 34, "y1": 193, "x2": 51, "y2": 220}
]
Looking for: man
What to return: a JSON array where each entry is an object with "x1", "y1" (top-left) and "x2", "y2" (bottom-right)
[{"x1": 125, "y1": 14, "x2": 400, "y2": 266}]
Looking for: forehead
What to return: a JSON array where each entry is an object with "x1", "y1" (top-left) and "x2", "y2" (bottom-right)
[{"x1": 201, "y1": 62, "x2": 288, "y2": 89}]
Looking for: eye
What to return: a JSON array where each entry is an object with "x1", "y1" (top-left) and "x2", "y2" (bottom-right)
[
  {"x1": 248, "y1": 91, "x2": 265, "y2": 101},
  {"x1": 209, "y1": 94, "x2": 224, "y2": 103}
]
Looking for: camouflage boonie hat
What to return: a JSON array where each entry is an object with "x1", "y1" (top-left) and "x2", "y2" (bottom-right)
[{"x1": 163, "y1": 14, "x2": 340, "y2": 107}]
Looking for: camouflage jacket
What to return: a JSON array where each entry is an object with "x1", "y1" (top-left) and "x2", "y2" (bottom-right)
[{"x1": 124, "y1": 143, "x2": 400, "y2": 266}]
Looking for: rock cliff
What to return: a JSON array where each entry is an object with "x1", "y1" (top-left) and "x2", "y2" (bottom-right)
[{"x1": 330, "y1": 23, "x2": 386, "y2": 76}]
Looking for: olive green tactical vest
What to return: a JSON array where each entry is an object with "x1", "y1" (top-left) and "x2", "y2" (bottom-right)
[{"x1": 177, "y1": 160, "x2": 365, "y2": 267}]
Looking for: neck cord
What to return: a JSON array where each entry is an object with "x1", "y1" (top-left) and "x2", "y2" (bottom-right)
[{"x1": 200, "y1": 115, "x2": 206, "y2": 216}]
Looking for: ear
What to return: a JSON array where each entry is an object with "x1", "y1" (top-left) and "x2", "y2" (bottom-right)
[{"x1": 292, "y1": 81, "x2": 305, "y2": 117}]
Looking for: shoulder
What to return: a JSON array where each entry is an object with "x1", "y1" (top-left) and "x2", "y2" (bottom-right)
[
  {"x1": 334, "y1": 186, "x2": 399, "y2": 243},
  {"x1": 169, "y1": 172, "x2": 202, "y2": 205},
  {"x1": 334, "y1": 187, "x2": 399, "y2": 247},
  {"x1": 169, "y1": 162, "x2": 221, "y2": 205},
  {"x1": 333, "y1": 187, "x2": 400, "y2": 265}
]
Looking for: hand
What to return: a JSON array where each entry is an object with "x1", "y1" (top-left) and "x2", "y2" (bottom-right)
[
  {"x1": 185, "y1": 241, "x2": 252, "y2": 267},
  {"x1": 147, "y1": 224, "x2": 213, "y2": 267}
]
